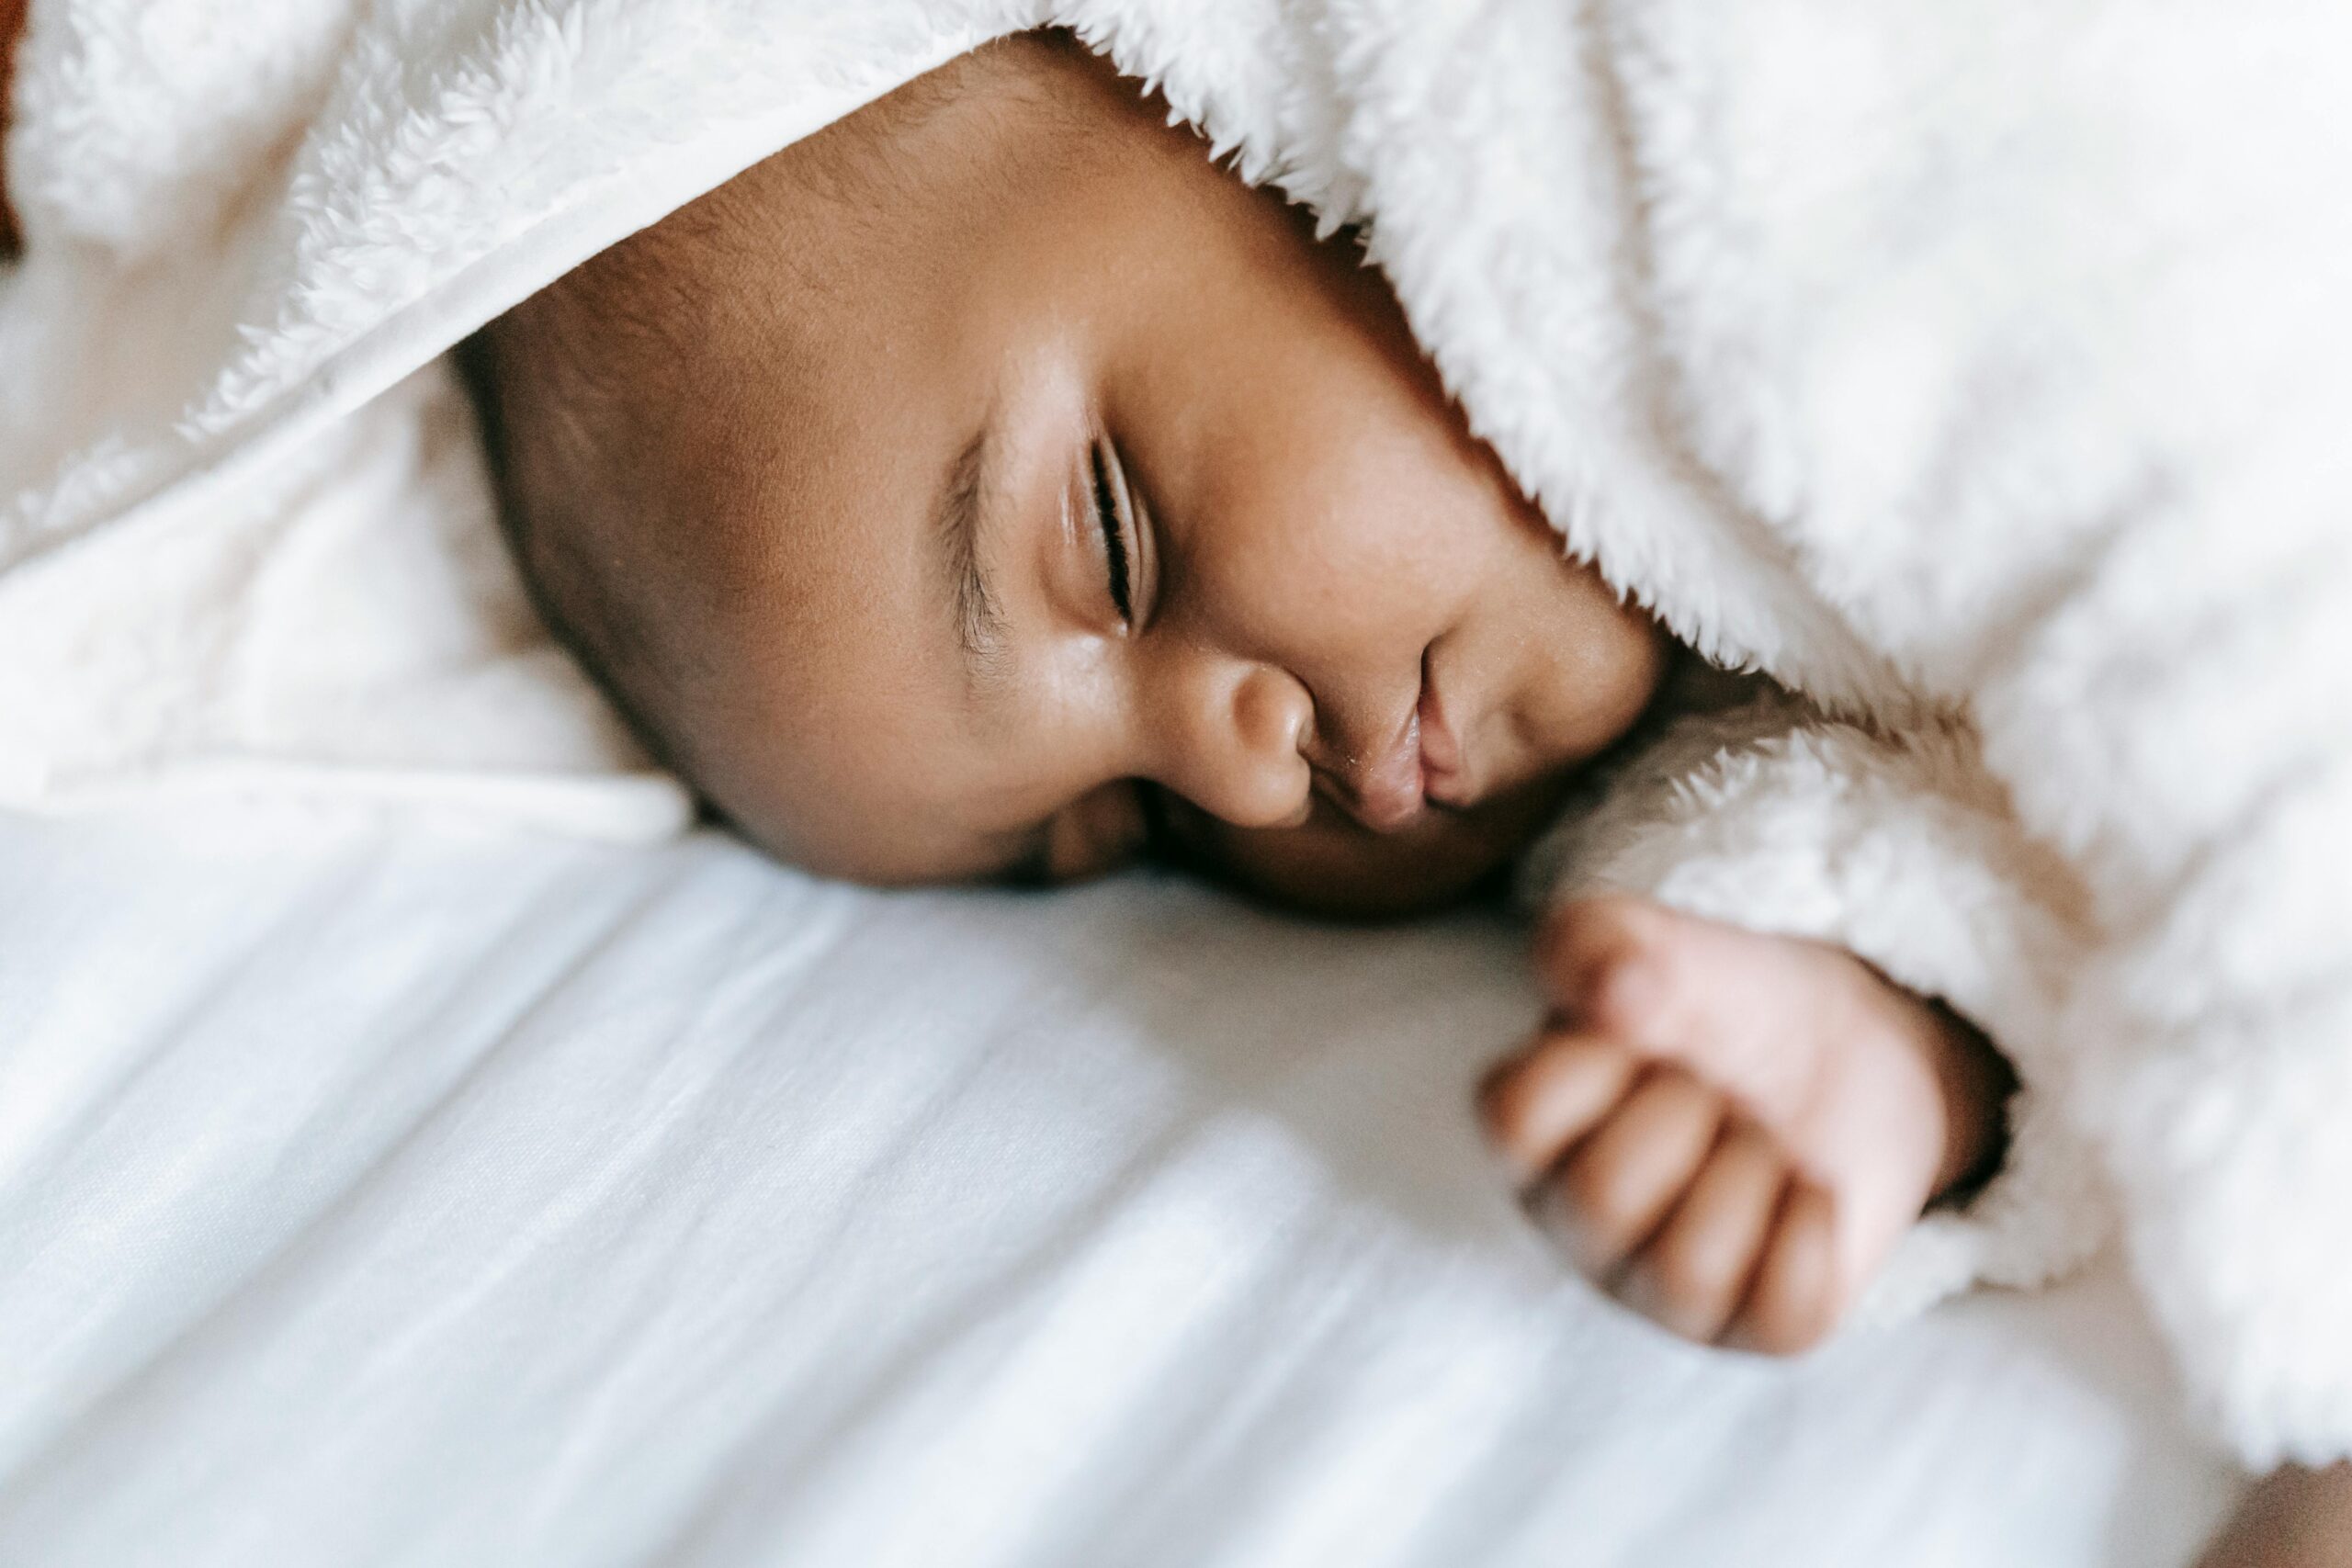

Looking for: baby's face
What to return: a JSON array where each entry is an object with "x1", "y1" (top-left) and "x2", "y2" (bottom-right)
[{"x1": 512, "y1": 36, "x2": 1664, "y2": 913}]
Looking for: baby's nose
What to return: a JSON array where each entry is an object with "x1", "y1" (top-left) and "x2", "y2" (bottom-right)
[{"x1": 1164, "y1": 661, "x2": 1313, "y2": 829}]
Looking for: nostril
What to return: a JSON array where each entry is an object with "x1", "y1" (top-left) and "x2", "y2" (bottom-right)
[
  {"x1": 1241, "y1": 749, "x2": 1315, "y2": 831},
  {"x1": 1231, "y1": 663, "x2": 1313, "y2": 757},
  {"x1": 1160, "y1": 661, "x2": 1316, "y2": 830}
]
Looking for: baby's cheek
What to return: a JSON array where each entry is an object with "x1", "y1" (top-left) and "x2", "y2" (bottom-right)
[{"x1": 1039, "y1": 784, "x2": 1152, "y2": 885}]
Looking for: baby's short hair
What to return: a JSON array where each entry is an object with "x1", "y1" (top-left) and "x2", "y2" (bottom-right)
[
  {"x1": 456, "y1": 31, "x2": 1080, "y2": 783},
  {"x1": 458, "y1": 229, "x2": 715, "y2": 776}
]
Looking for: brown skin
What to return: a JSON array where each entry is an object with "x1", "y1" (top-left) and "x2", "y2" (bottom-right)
[
  {"x1": 1, "y1": 0, "x2": 27, "y2": 256},
  {"x1": 2201, "y1": 1466, "x2": 2352, "y2": 1568},
  {"x1": 1485, "y1": 897, "x2": 2015, "y2": 1352},
  {"x1": 474, "y1": 35, "x2": 1667, "y2": 908}
]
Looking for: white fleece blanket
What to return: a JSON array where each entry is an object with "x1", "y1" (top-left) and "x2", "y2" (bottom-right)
[{"x1": 6, "y1": 0, "x2": 2352, "y2": 1472}]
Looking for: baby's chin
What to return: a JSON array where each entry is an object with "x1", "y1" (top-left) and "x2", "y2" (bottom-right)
[{"x1": 1165, "y1": 778, "x2": 1569, "y2": 921}]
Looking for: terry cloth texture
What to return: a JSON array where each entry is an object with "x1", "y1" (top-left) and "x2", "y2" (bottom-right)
[{"x1": 5, "y1": 0, "x2": 2351, "y2": 1468}]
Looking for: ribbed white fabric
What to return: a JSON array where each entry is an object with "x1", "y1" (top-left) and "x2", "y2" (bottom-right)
[{"x1": 0, "y1": 806, "x2": 2236, "y2": 1566}]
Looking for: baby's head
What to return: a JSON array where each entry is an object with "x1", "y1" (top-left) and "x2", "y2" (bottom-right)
[{"x1": 461, "y1": 32, "x2": 1665, "y2": 917}]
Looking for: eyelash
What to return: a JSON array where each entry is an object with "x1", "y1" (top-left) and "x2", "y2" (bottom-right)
[{"x1": 1090, "y1": 441, "x2": 1132, "y2": 626}]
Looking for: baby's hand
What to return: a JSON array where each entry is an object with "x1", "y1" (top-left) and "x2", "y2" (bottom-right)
[{"x1": 1478, "y1": 896, "x2": 2007, "y2": 1353}]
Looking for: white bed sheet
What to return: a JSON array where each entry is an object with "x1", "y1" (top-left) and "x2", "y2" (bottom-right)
[{"x1": 0, "y1": 806, "x2": 2237, "y2": 1567}]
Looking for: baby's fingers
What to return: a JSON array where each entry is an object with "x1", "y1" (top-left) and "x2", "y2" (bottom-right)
[
  {"x1": 1620, "y1": 1122, "x2": 1790, "y2": 1344},
  {"x1": 1724, "y1": 1183, "x2": 1839, "y2": 1356},
  {"x1": 1477, "y1": 1032, "x2": 1641, "y2": 1184},
  {"x1": 1540, "y1": 1069, "x2": 1724, "y2": 1276}
]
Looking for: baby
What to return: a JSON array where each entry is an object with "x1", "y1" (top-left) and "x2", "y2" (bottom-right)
[
  {"x1": 5, "y1": 5, "x2": 2347, "y2": 1560},
  {"x1": 449, "y1": 28, "x2": 2335, "y2": 1563},
  {"x1": 458, "y1": 30, "x2": 2004, "y2": 1362}
]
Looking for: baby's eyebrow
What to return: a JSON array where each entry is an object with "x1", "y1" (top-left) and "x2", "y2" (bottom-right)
[{"x1": 934, "y1": 421, "x2": 1012, "y2": 694}]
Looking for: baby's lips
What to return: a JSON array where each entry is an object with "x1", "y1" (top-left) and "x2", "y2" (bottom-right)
[
  {"x1": 1337, "y1": 709, "x2": 1429, "y2": 832},
  {"x1": 1416, "y1": 661, "x2": 1477, "y2": 804}
]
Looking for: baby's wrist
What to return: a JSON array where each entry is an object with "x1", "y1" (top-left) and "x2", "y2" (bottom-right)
[{"x1": 1918, "y1": 999, "x2": 2015, "y2": 1205}]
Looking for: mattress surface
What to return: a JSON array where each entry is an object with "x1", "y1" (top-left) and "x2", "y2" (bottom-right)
[{"x1": 0, "y1": 807, "x2": 2235, "y2": 1566}]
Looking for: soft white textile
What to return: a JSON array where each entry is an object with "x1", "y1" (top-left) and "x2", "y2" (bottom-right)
[
  {"x1": 6, "y1": 0, "x2": 2352, "y2": 1470},
  {"x1": 1476, "y1": 7, "x2": 2352, "y2": 1468},
  {"x1": 1523, "y1": 680, "x2": 2113, "y2": 1329},
  {"x1": 0, "y1": 805, "x2": 2235, "y2": 1566}
]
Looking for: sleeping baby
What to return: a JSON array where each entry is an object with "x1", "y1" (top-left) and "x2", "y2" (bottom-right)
[
  {"x1": 10, "y1": 6, "x2": 2341, "y2": 1561},
  {"x1": 448, "y1": 29, "x2": 2352, "y2": 1563},
  {"x1": 458, "y1": 31, "x2": 2007, "y2": 1363}
]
